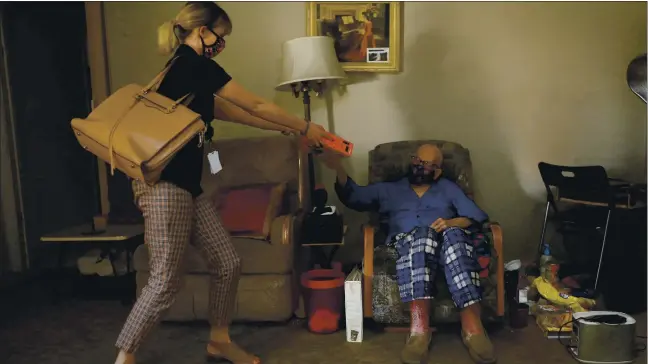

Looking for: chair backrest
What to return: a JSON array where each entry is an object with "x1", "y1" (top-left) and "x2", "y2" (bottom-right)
[
  {"x1": 367, "y1": 140, "x2": 474, "y2": 232},
  {"x1": 369, "y1": 140, "x2": 474, "y2": 195},
  {"x1": 537, "y1": 162, "x2": 612, "y2": 207}
]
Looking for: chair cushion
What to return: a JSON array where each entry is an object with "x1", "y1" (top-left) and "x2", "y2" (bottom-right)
[
  {"x1": 216, "y1": 183, "x2": 286, "y2": 239},
  {"x1": 471, "y1": 231, "x2": 491, "y2": 278}
]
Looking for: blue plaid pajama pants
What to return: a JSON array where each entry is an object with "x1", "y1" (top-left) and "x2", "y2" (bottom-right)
[{"x1": 393, "y1": 226, "x2": 482, "y2": 309}]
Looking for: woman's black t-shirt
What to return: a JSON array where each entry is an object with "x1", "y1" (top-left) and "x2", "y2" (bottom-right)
[{"x1": 156, "y1": 44, "x2": 232, "y2": 197}]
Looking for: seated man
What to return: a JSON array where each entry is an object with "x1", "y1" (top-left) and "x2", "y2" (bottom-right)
[{"x1": 319, "y1": 144, "x2": 496, "y2": 364}]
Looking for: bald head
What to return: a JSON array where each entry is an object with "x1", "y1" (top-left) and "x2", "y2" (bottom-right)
[
  {"x1": 416, "y1": 144, "x2": 443, "y2": 166},
  {"x1": 408, "y1": 144, "x2": 443, "y2": 185}
]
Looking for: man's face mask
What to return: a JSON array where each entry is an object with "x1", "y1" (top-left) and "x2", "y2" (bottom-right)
[
  {"x1": 201, "y1": 29, "x2": 226, "y2": 58},
  {"x1": 407, "y1": 156, "x2": 440, "y2": 185}
]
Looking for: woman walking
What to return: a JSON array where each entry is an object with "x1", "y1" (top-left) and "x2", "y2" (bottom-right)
[{"x1": 114, "y1": 2, "x2": 328, "y2": 364}]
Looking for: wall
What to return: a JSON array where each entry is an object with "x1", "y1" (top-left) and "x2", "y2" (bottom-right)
[{"x1": 104, "y1": 2, "x2": 647, "y2": 262}]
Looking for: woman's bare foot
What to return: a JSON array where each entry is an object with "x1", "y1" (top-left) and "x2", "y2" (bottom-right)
[
  {"x1": 115, "y1": 350, "x2": 135, "y2": 364},
  {"x1": 206, "y1": 340, "x2": 261, "y2": 364}
]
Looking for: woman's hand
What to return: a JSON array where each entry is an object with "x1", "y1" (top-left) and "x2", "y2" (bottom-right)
[{"x1": 305, "y1": 122, "x2": 328, "y2": 147}]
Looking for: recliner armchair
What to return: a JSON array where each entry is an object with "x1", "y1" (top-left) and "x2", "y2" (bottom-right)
[{"x1": 361, "y1": 140, "x2": 505, "y2": 324}]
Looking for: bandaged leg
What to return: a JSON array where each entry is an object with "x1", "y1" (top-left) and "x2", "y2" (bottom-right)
[
  {"x1": 393, "y1": 228, "x2": 438, "y2": 364},
  {"x1": 439, "y1": 228, "x2": 495, "y2": 363},
  {"x1": 438, "y1": 228, "x2": 483, "y2": 328},
  {"x1": 410, "y1": 299, "x2": 432, "y2": 334}
]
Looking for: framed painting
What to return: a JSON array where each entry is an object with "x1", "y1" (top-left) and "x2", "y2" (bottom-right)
[{"x1": 307, "y1": 2, "x2": 402, "y2": 73}]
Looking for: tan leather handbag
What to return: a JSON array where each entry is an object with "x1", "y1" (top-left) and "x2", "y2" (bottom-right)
[{"x1": 71, "y1": 58, "x2": 206, "y2": 185}]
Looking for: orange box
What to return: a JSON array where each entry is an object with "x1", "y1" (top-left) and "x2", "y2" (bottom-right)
[{"x1": 302, "y1": 132, "x2": 354, "y2": 157}]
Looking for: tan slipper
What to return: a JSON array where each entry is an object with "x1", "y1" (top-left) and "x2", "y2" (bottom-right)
[
  {"x1": 400, "y1": 332, "x2": 432, "y2": 364},
  {"x1": 206, "y1": 341, "x2": 261, "y2": 364},
  {"x1": 461, "y1": 330, "x2": 496, "y2": 364}
]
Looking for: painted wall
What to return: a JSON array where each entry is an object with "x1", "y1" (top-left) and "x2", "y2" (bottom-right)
[{"x1": 104, "y1": 2, "x2": 647, "y2": 262}]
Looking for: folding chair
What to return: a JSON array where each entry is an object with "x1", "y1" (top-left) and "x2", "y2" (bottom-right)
[{"x1": 537, "y1": 162, "x2": 619, "y2": 290}]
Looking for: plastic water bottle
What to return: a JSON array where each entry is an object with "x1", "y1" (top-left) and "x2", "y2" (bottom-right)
[{"x1": 539, "y1": 244, "x2": 553, "y2": 279}]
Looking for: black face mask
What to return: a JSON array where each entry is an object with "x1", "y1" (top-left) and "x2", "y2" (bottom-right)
[
  {"x1": 407, "y1": 164, "x2": 437, "y2": 185},
  {"x1": 200, "y1": 29, "x2": 226, "y2": 59}
]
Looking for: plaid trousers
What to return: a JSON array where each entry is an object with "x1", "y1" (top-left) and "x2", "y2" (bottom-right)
[
  {"x1": 116, "y1": 181, "x2": 241, "y2": 353},
  {"x1": 393, "y1": 226, "x2": 482, "y2": 309}
]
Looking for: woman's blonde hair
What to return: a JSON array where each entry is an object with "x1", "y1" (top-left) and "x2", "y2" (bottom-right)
[{"x1": 158, "y1": 2, "x2": 232, "y2": 55}]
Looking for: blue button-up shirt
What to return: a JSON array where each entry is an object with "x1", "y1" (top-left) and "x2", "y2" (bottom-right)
[{"x1": 335, "y1": 177, "x2": 488, "y2": 241}]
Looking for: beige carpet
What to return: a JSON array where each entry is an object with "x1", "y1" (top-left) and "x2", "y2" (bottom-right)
[{"x1": 1, "y1": 291, "x2": 645, "y2": 364}]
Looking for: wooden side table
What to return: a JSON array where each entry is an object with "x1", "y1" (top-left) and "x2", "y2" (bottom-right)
[
  {"x1": 294, "y1": 225, "x2": 348, "y2": 319},
  {"x1": 302, "y1": 225, "x2": 347, "y2": 269},
  {"x1": 40, "y1": 223, "x2": 144, "y2": 304}
]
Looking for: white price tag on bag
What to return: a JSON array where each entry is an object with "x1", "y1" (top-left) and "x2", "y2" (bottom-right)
[{"x1": 207, "y1": 151, "x2": 222, "y2": 175}]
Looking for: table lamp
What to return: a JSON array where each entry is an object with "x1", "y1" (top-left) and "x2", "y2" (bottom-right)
[{"x1": 276, "y1": 36, "x2": 346, "y2": 207}]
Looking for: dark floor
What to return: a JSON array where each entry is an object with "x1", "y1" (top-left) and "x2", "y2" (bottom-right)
[{"x1": 1, "y1": 280, "x2": 646, "y2": 364}]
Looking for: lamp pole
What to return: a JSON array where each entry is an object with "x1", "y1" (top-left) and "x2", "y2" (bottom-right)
[{"x1": 291, "y1": 80, "x2": 324, "y2": 203}]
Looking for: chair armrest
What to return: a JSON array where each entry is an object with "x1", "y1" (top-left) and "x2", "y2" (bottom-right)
[
  {"x1": 362, "y1": 223, "x2": 377, "y2": 317},
  {"x1": 269, "y1": 214, "x2": 296, "y2": 246},
  {"x1": 485, "y1": 222, "x2": 503, "y2": 246},
  {"x1": 485, "y1": 221, "x2": 505, "y2": 317}
]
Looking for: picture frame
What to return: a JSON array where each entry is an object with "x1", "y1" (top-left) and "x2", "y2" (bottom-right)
[{"x1": 306, "y1": 2, "x2": 402, "y2": 73}]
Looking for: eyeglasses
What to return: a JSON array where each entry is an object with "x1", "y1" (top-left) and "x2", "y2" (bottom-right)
[
  {"x1": 410, "y1": 155, "x2": 440, "y2": 170},
  {"x1": 208, "y1": 29, "x2": 226, "y2": 51}
]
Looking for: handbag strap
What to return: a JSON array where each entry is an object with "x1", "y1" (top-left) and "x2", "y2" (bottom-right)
[
  {"x1": 107, "y1": 98, "x2": 139, "y2": 175},
  {"x1": 142, "y1": 57, "x2": 195, "y2": 106},
  {"x1": 106, "y1": 58, "x2": 196, "y2": 175},
  {"x1": 144, "y1": 57, "x2": 178, "y2": 92}
]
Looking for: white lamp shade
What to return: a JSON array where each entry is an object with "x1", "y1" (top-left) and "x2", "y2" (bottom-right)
[{"x1": 276, "y1": 36, "x2": 346, "y2": 91}]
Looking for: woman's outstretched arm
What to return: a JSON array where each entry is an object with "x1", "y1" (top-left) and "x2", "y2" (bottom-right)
[
  {"x1": 215, "y1": 80, "x2": 329, "y2": 145},
  {"x1": 213, "y1": 96, "x2": 295, "y2": 133}
]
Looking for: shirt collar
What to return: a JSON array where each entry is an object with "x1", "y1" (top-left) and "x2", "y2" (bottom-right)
[
  {"x1": 399, "y1": 177, "x2": 444, "y2": 188},
  {"x1": 398, "y1": 177, "x2": 410, "y2": 186},
  {"x1": 175, "y1": 44, "x2": 199, "y2": 57}
]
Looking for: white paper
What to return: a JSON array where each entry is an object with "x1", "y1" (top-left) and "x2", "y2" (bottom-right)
[
  {"x1": 518, "y1": 287, "x2": 528, "y2": 304},
  {"x1": 207, "y1": 151, "x2": 222, "y2": 175},
  {"x1": 345, "y1": 268, "x2": 363, "y2": 343}
]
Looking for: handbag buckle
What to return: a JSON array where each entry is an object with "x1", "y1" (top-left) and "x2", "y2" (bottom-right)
[
  {"x1": 165, "y1": 104, "x2": 178, "y2": 114},
  {"x1": 197, "y1": 131, "x2": 205, "y2": 148}
]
